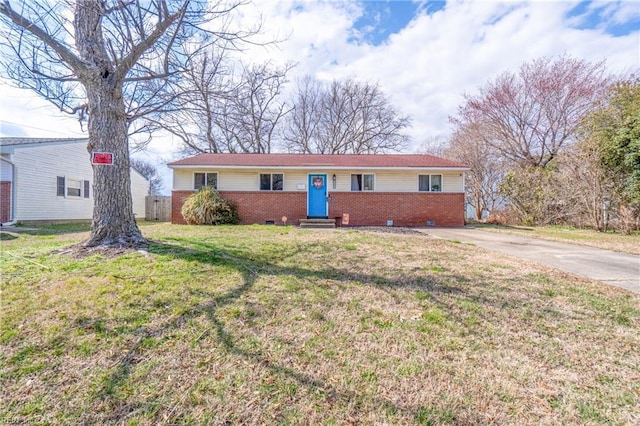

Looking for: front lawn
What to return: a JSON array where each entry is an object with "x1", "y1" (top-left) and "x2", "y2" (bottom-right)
[{"x1": 1, "y1": 223, "x2": 638, "y2": 424}]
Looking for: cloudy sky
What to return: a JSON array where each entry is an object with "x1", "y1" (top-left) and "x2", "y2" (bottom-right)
[{"x1": 0, "y1": 0, "x2": 638, "y2": 191}]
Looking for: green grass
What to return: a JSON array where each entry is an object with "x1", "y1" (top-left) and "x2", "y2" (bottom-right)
[{"x1": 1, "y1": 222, "x2": 639, "y2": 424}]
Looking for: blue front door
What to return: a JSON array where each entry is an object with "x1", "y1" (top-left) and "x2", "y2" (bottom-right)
[{"x1": 308, "y1": 174, "x2": 328, "y2": 218}]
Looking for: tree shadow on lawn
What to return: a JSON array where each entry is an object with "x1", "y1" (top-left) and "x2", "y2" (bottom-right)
[
  {"x1": 94, "y1": 238, "x2": 507, "y2": 423},
  {"x1": 5, "y1": 223, "x2": 92, "y2": 236}
]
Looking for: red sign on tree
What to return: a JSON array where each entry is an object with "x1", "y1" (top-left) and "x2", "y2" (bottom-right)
[{"x1": 92, "y1": 152, "x2": 113, "y2": 165}]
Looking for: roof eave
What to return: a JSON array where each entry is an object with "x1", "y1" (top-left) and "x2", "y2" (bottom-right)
[{"x1": 167, "y1": 164, "x2": 470, "y2": 171}]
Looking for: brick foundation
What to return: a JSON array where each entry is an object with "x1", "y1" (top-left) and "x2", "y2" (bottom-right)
[
  {"x1": 0, "y1": 181, "x2": 11, "y2": 223},
  {"x1": 172, "y1": 190, "x2": 465, "y2": 227}
]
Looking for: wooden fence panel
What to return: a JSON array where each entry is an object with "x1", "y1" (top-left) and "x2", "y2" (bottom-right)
[{"x1": 145, "y1": 196, "x2": 171, "y2": 222}]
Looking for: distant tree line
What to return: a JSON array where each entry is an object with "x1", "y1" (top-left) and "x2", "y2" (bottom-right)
[
  {"x1": 445, "y1": 55, "x2": 639, "y2": 233},
  {"x1": 147, "y1": 47, "x2": 411, "y2": 156}
]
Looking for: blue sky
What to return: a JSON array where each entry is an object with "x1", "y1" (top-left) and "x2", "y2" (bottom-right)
[
  {"x1": 1, "y1": 1, "x2": 638, "y2": 192},
  {"x1": 352, "y1": 1, "x2": 639, "y2": 45},
  {"x1": 352, "y1": 1, "x2": 432, "y2": 44}
]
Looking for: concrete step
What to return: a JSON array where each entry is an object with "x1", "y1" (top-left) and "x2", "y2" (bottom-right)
[{"x1": 299, "y1": 218, "x2": 336, "y2": 229}]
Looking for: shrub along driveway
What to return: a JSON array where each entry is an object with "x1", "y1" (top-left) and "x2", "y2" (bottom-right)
[{"x1": 423, "y1": 227, "x2": 640, "y2": 294}]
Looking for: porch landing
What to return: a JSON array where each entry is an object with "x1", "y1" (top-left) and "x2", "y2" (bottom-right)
[{"x1": 299, "y1": 218, "x2": 336, "y2": 229}]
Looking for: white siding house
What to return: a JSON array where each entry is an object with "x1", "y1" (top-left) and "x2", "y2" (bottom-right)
[
  {"x1": 0, "y1": 137, "x2": 149, "y2": 224},
  {"x1": 171, "y1": 168, "x2": 465, "y2": 193}
]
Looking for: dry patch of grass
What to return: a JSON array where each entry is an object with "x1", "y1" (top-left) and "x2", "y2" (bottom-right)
[
  {"x1": 1, "y1": 223, "x2": 639, "y2": 425},
  {"x1": 476, "y1": 224, "x2": 640, "y2": 255}
]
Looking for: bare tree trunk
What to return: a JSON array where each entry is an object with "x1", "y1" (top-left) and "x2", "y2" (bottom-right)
[
  {"x1": 1, "y1": 0, "x2": 259, "y2": 247},
  {"x1": 75, "y1": 2, "x2": 144, "y2": 247},
  {"x1": 84, "y1": 84, "x2": 145, "y2": 247},
  {"x1": 474, "y1": 196, "x2": 483, "y2": 221}
]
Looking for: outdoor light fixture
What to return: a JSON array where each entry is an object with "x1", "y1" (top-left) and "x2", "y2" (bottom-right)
[{"x1": 332, "y1": 174, "x2": 337, "y2": 189}]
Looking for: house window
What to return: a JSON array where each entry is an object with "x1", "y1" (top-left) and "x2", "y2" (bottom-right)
[
  {"x1": 419, "y1": 174, "x2": 443, "y2": 192},
  {"x1": 67, "y1": 178, "x2": 82, "y2": 197},
  {"x1": 194, "y1": 172, "x2": 217, "y2": 190},
  {"x1": 351, "y1": 174, "x2": 374, "y2": 191},
  {"x1": 57, "y1": 177, "x2": 90, "y2": 198},
  {"x1": 57, "y1": 176, "x2": 65, "y2": 196},
  {"x1": 260, "y1": 173, "x2": 283, "y2": 191}
]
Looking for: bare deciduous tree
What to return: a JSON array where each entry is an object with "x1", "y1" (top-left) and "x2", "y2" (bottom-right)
[
  {"x1": 451, "y1": 55, "x2": 611, "y2": 168},
  {"x1": 446, "y1": 123, "x2": 505, "y2": 220},
  {"x1": 228, "y1": 62, "x2": 294, "y2": 153},
  {"x1": 149, "y1": 48, "x2": 231, "y2": 154},
  {"x1": 0, "y1": 0, "x2": 255, "y2": 247},
  {"x1": 284, "y1": 77, "x2": 411, "y2": 154},
  {"x1": 130, "y1": 158, "x2": 164, "y2": 196},
  {"x1": 282, "y1": 75, "x2": 323, "y2": 154},
  {"x1": 415, "y1": 136, "x2": 449, "y2": 157},
  {"x1": 155, "y1": 54, "x2": 293, "y2": 155}
]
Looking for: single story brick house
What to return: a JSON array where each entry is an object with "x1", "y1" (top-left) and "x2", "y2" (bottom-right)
[{"x1": 168, "y1": 153, "x2": 469, "y2": 227}]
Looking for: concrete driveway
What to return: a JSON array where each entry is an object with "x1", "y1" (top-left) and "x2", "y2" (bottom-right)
[{"x1": 422, "y1": 227, "x2": 640, "y2": 294}]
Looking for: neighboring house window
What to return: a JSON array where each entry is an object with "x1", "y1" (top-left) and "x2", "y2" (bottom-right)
[
  {"x1": 57, "y1": 176, "x2": 90, "y2": 198},
  {"x1": 67, "y1": 178, "x2": 82, "y2": 197},
  {"x1": 351, "y1": 174, "x2": 374, "y2": 191},
  {"x1": 57, "y1": 176, "x2": 65, "y2": 196},
  {"x1": 194, "y1": 172, "x2": 217, "y2": 190},
  {"x1": 418, "y1": 174, "x2": 443, "y2": 192},
  {"x1": 260, "y1": 173, "x2": 283, "y2": 191}
]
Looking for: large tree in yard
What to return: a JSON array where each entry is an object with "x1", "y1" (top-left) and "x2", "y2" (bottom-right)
[
  {"x1": 283, "y1": 77, "x2": 411, "y2": 154},
  {"x1": 450, "y1": 55, "x2": 613, "y2": 225},
  {"x1": 452, "y1": 55, "x2": 611, "y2": 168},
  {"x1": 0, "y1": 1, "x2": 253, "y2": 247}
]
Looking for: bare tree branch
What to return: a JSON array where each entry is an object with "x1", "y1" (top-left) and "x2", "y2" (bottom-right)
[
  {"x1": 452, "y1": 55, "x2": 612, "y2": 168},
  {"x1": 284, "y1": 76, "x2": 411, "y2": 154},
  {"x1": 0, "y1": 0, "x2": 262, "y2": 247}
]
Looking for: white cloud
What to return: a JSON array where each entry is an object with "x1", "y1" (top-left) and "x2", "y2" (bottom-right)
[
  {"x1": 261, "y1": 0, "x2": 638, "y2": 148},
  {"x1": 0, "y1": 85, "x2": 85, "y2": 138},
  {"x1": 587, "y1": 0, "x2": 640, "y2": 26}
]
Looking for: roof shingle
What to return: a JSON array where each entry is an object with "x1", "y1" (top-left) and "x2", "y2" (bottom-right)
[{"x1": 168, "y1": 153, "x2": 468, "y2": 169}]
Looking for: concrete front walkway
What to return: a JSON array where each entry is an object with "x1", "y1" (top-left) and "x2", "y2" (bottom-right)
[{"x1": 421, "y1": 227, "x2": 640, "y2": 294}]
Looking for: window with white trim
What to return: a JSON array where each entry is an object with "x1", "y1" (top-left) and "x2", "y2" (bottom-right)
[
  {"x1": 260, "y1": 173, "x2": 283, "y2": 191},
  {"x1": 67, "y1": 178, "x2": 82, "y2": 197},
  {"x1": 351, "y1": 174, "x2": 374, "y2": 191},
  {"x1": 194, "y1": 172, "x2": 217, "y2": 190},
  {"x1": 57, "y1": 176, "x2": 90, "y2": 198},
  {"x1": 418, "y1": 174, "x2": 442, "y2": 192}
]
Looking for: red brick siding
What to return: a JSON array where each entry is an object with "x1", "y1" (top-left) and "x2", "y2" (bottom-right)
[
  {"x1": 220, "y1": 191, "x2": 307, "y2": 225},
  {"x1": 172, "y1": 190, "x2": 307, "y2": 225},
  {"x1": 329, "y1": 192, "x2": 464, "y2": 227},
  {"x1": 0, "y1": 181, "x2": 11, "y2": 223},
  {"x1": 172, "y1": 190, "x2": 465, "y2": 227},
  {"x1": 171, "y1": 190, "x2": 192, "y2": 224}
]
